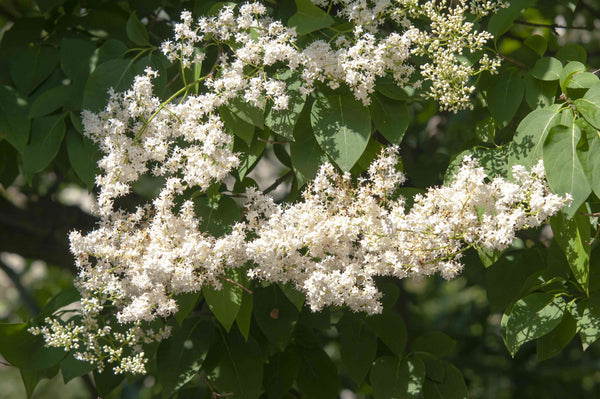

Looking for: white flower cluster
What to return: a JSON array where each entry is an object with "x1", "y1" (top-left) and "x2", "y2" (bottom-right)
[{"x1": 244, "y1": 149, "x2": 570, "y2": 313}]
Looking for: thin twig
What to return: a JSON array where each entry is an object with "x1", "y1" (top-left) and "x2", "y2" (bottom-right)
[
  {"x1": 0, "y1": 259, "x2": 40, "y2": 315},
  {"x1": 0, "y1": 360, "x2": 12, "y2": 367},
  {"x1": 216, "y1": 275, "x2": 253, "y2": 295},
  {"x1": 165, "y1": 72, "x2": 180, "y2": 89},
  {"x1": 499, "y1": 53, "x2": 527, "y2": 69},
  {"x1": 264, "y1": 170, "x2": 294, "y2": 194},
  {"x1": 204, "y1": 376, "x2": 234, "y2": 398},
  {"x1": 514, "y1": 20, "x2": 592, "y2": 31},
  {"x1": 257, "y1": 137, "x2": 291, "y2": 145}
]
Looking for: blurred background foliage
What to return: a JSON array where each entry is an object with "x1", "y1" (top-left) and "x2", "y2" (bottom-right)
[{"x1": 2, "y1": 0, "x2": 600, "y2": 398}]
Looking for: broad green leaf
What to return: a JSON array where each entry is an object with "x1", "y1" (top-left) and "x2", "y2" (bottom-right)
[
  {"x1": 422, "y1": 361, "x2": 468, "y2": 399},
  {"x1": 411, "y1": 331, "x2": 456, "y2": 357},
  {"x1": 487, "y1": 0, "x2": 536, "y2": 39},
  {"x1": 485, "y1": 250, "x2": 546, "y2": 312},
  {"x1": 367, "y1": 311, "x2": 407, "y2": 356},
  {"x1": 29, "y1": 85, "x2": 67, "y2": 118},
  {"x1": 36, "y1": 287, "x2": 80, "y2": 321},
  {"x1": 22, "y1": 114, "x2": 66, "y2": 179},
  {"x1": 236, "y1": 290, "x2": 253, "y2": 340},
  {"x1": 157, "y1": 319, "x2": 213, "y2": 398},
  {"x1": 20, "y1": 365, "x2": 59, "y2": 399},
  {"x1": 577, "y1": 292, "x2": 600, "y2": 350},
  {"x1": 82, "y1": 59, "x2": 136, "y2": 112},
  {"x1": 263, "y1": 346, "x2": 300, "y2": 399},
  {"x1": 0, "y1": 140, "x2": 19, "y2": 187},
  {"x1": 508, "y1": 106, "x2": 561, "y2": 169},
  {"x1": 93, "y1": 365, "x2": 124, "y2": 397},
  {"x1": 370, "y1": 356, "x2": 425, "y2": 399},
  {"x1": 220, "y1": 105, "x2": 255, "y2": 145},
  {"x1": 195, "y1": 195, "x2": 240, "y2": 237},
  {"x1": 567, "y1": 72, "x2": 599, "y2": 91},
  {"x1": 337, "y1": 313, "x2": 377, "y2": 385},
  {"x1": 375, "y1": 77, "x2": 415, "y2": 101},
  {"x1": 575, "y1": 82, "x2": 600, "y2": 130},
  {"x1": 265, "y1": 69, "x2": 308, "y2": 139},
  {"x1": 445, "y1": 145, "x2": 510, "y2": 183},
  {"x1": 126, "y1": 11, "x2": 151, "y2": 46},
  {"x1": 208, "y1": 331, "x2": 263, "y2": 399},
  {"x1": 291, "y1": 102, "x2": 328, "y2": 186},
  {"x1": 288, "y1": 0, "x2": 335, "y2": 35},
  {"x1": 0, "y1": 84, "x2": 30, "y2": 153},
  {"x1": 524, "y1": 34, "x2": 547, "y2": 57},
  {"x1": 203, "y1": 269, "x2": 245, "y2": 331},
  {"x1": 504, "y1": 293, "x2": 566, "y2": 356},
  {"x1": 310, "y1": 94, "x2": 370, "y2": 171},
  {"x1": 9, "y1": 46, "x2": 58, "y2": 94},
  {"x1": 543, "y1": 123, "x2": 591, "y2": 215},
  {"x1": 234, "y1": 129, "x2": 268, "y2": 180},
  {"x1": 297, "y1": 347, "x2": 339, "y2": 399},
  {"x1": 173, "y1": 291, "x2": 202, "y2": 325},
  {"x1": 66, "y1": 127, "x2": 101, "y2": 190},
  {"x1": 253, "y1": 285, "x2": 299, "y2": 350},
  {"x1": 524, "y1": 72, "x2": 557, "y2": 109},
  {"x1": 536, "y1": 311, "x2": 577, "y2": 361},
  {"x1": 61, "y1": 352, "x2": 95, "y2": 383},
  {"x1": 576, "y1": 119, "x2": 600, "y2": 198},
  {"x1": 550, "y1": 210, "x2": 590, "y2": 294},
  {"x1": 278, "y1": 282, "x2": 306, "y2": 311},
  {"x1": 370, "y1": 93, "x2": 409, "y2": 143},
  {"x1": 477, "y1": 247, "x2": 502, "y2": 268},
  {"x1": 488, "y1": 73, "x2": 524, "y2": 127},
  {"x1": 475, "y1": 116, "x2": 496, "y2": 144},
  {"x1": 59, "y1": 38, "x2": 96, "y2": 79},
  {"x1": 97, "y1": 39, "x2": 128, "y2": 64},
  {"x1": 229, "y1": 95, "x2": 264, "y2": 128},
  {"x1": 559, "y1": 61, "x2": 586, "y2": 92},
  {"x1": 0, "y1": 323, "x2": 66, "y2": 370},
  {"x1": 556, "y1": 44, "x2": 587, "y2": 64},
  {"x1": 416, "y1": 353, "x2": 445, "y2": 383},
  {"x1": 530, "y1": 57, "x2": 563, "y2": 81}
]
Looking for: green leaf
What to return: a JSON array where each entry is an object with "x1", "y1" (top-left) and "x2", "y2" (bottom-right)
[
  {"x1": 446, "y1": 145, "x2": 510, "y2": 183},
  {"x1": 229, "y1": 95, "x2": 264, "y2": 128},
  {"x1": 290, "y1": 101, "x2": 328, "y2": 186},
  {"x1": 488, "y1": 73, "x2": 525, "y2": 127},
  {"x1": 66, "y1": 127, "x2": 101, "y2": 190},
  {"x1": 296, "y1": 347, "x2": 339, "y2": 399},
  {"x1": 370, "y1": 93, "x2": 409, "y2": 144},
  {"x1": 253, "y1": 285, "x2": 299, "y2": 350},
  {"x1": 576, "y1": 119, "x2": 600, "y2": 198},
  {"x1": 20, "y1": 365, "x2": 59, "y2": 398},
  {"x1": 337, "y1": 313, "x2": 377, "y2": 385},
  {"x1": 36, "y1": 287, "x2": 80, "y2": 321},
  {"x1": 220, "y1": 105, "x2": 255, "y2": 146},
  {"x1": 28, "y1": 85, "x2": 67, "y2": 118},
  {"x1": 208, "y1": 331, "x2": 263, "y2": 399},
  {"x1": 375, "y1": 77, "x2": 415, "y2": 101},
  {"x1": 575, "y1": 83, "x2": 600, "y2": 129},
  {"x1": 422, "y1": 361, "x2": 468, "y2": 399},
  {"x1": 195, "y1": 195, "x2": 241, "y2": 237},
  {"x1": 157, "y1": 319, "x2": 213, "y2": 398},
  {"x1": 263, "y1": 346, "x2": 300, "y2": 399},
  {"x1": 504, "y1": 293, "x2": 566, "y2": 356},
  {"x1": 288, "y1": 0, "x2": 335, "y2": 35},
  {"x1": 0, "y1": 323, "x2": 66, "y2": 370},
  {"x1": 567, "y1": 72, "x2": 599, "y2": 92},
  {"x1": 411, "y1": 331, "x2": 456, "y2": 357},
  {"x1": 370, "y1": 356, "x2": 425, "y2": 399},
  {"x1": 475, "y1": 116, "x2": 496, "y2": 144},
  {"x1": 93, "y1": 365, "x2": 124, "y2": 397},
  {"x1": 82, "y1": 59, "x2": 136, "y2": 112},
  {"x1": 487, "y1": 0, "x2": 536, "y2": 39},
  {"x1": 310, "y1": 94, "x2": 370, "y2": 171},
  {"x1": 278, "y1": 282, "x2": 306, "y2": 311},
  {"x1": 530, "y1": 57, "x2": 563, "y2": 81},
  {"x1": 559, "y1": 61, "x2": 586, "y2": 93},
  {"x1": 543, "y1": 123, "x2": 591, "y2": 215},
  {"x1": 61, "y1": 352, "x2": 95, "y2": 383},
  {"x1": 234, "y1": 128, "x2": 268, "y2": 180},
  {"x1": 265, "y1": 69, "x2": 308, "y2": 139},
  {"x1": 0, "y1": 84, "x2": 30, "y2": 153},
  {"x1": 126, "y1": 11, "x2": 151, "y2": 46},
  {"x1": 536, "y1": 311, "x2": 577, "y2": 361},
  {"x1": 524, "y1": 72, "x2": 557, "y2": 109},
  {"x1": 556, "y1": 44, "x2": 587, "y2": 64},
  {"x1": 173, "y1": 291, "x2": 202, "y2": 325},
  {"x1": 59, "y1": 38, "x2": 96, "y2": 79},
  {"x1": 524, "y1": 35, "x2": 547, "y2": 57},
  {"x1": 0, "y1": 140, "x2": 19, "y2": 186},
  {"x1": 367, "y1": 311, "x2": 407, "y2": 356},
  {"x1": 577, "y1": 292, "x2": 600, "y2": 350},
  {"x1": 203, "y1": 269, "x2": 245, "y2": 331},
  {"x1": 9, "y1": 46, "x2": 59, "y2": 94},
  {"x1": 236, "y1": 290, "x2": 253, "y2": 340},
  {"x1": 550, "y1": 210, "x2": 590, "y2": 294},
  {"x1": 22, "y1": 114, "x2": 66, "y2": 179},
  {"x1": 508, "y1": 106, "x2": 561, "y2": 169}
]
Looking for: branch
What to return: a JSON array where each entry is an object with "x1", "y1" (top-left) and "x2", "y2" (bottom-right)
[
  {"x1": 499, "y1": 53, "x2": 527, "y2": 69},
  {"x1": 513, "y1": 20, "x2": 593, "y2": 31},
  {"x1": 257, "y1": 137, "x2": 291, "y2": 145},
  {"x1": 0, "y1": 258, "x2": 40, "y2": 315},
  {"x1": 579, "y1": 0, "x2": 600, "y2": 20},
  {"x1": 264, "y1": 170, "x2": 294, "y2": 194}
]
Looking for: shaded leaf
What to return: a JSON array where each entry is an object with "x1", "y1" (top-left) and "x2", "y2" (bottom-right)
[{"x1": 288, "y1": 0, "x2": 335, "y2": 35}]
